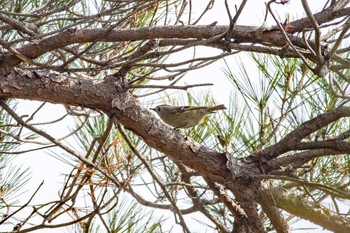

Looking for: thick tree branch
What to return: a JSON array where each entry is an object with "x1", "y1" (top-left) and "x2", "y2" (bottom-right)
[
  {"x1": 2, "y1": 68, "x2": 350, "y2": 232},
  {"x1": 288, "y1": 3, "x2": 350, "y2": 33},
  {"x1": 0, "y1": 69, "x2": 230, "y2": 184},
  {"x1": 0, "y1": 5, "x2": 349, "y2": 71},
  {"x1": 257, "y1": 182, "x2": 350, "y2": 233}
]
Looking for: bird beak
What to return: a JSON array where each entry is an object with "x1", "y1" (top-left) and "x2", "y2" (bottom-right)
[{"x1": 150, "y1": 108, "x2": 156, "y2": 111}]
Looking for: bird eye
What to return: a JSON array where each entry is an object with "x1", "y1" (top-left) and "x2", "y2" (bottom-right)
[{"x1": 157, "y1": 107, "x2": 161, "y2": 111}]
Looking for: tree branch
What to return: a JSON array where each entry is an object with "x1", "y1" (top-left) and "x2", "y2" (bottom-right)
[
  {"x1": 1, "y1": 5, "x2": 349, "y2": 71},
  {"x1": 252, "y1": 106, "x2": 350, "y2": 160},
  {"x1": 0, "y1": 69, "x2": 230, "y2": 184},
  {"x1": 257, "y1": 182, "x2": 350, "y2": 232}
]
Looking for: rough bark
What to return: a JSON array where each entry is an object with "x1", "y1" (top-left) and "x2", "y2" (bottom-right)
[
  {"x1": 1, "y1": 3, "x2": 349, "y2": 71},
  {"x1": 0, "y1": 69, "x2": 230, "y2": 184},
  {"x1": 2, "y1": 69, "x2": 350, "y2": 232}
]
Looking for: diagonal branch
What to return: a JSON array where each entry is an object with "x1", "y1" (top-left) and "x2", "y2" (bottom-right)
[
  {"x1": 260, "y1": 203, "x2": 291, "y2": 233},
  {"x1": 257, "y1": 182, "x2": 350, "y2": 232},
  {"x1": 252, "y1": 106, "x2": 350, "y2": 160},
  {"x1": 301, "y1": 0, "x2": 323, "y2": 64}
]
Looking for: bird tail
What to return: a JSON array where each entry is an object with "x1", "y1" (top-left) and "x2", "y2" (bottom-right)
[{"x1": 207, "y1": 104, "x2": 226, "y2": 112}]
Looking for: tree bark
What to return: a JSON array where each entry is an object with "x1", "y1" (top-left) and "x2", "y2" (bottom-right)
[
  {"x1": 3, "y1": 69, "x2": 350, "y2": 232},
  {"x1": 0, "y1": 69, "x2": 230, "y2": 184}
]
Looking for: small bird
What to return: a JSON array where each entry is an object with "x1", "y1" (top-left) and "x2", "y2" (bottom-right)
[{"x1": 151, "y1": 104, "x2": 226, "y2": 129}]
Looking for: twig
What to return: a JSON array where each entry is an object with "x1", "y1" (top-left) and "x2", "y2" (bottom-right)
[
  {"x1": 301, "y1": 0, "x2": 323, "y2": 63},
  {"x1": 327, "y1": 19, "x2": 350, "y2": 59},
  {"x1": 302, "y1": 30, "x2": 317, "y2": 58},
  {"x1": 0, "y1": 181, "x2": 44, "y2": 225},
  {"x1": 192, "y1": 0, "x2": 215, "y2": 25},
  {"x1": 0, "y1": 145, "x2": 56, "y2": 154},
  {"x1": 129, "y1": 83, "x2": 213, "y2": 90},
  {"x1": 231, "y1": 0, "x2": 248, "y2": 27},
  {"x1": 267, "y1": 3, "x2": 314, "y2": 72}
]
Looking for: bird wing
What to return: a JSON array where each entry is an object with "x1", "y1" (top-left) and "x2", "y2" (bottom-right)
[{"x1": 171, "y1": 106, "x2": 206, "y2": 114}]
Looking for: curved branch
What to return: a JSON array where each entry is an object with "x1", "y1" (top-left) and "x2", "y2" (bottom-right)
[
  {"x1": 267, "y1": 148, "x2": 344, "y2": 170},
  {"x1": 253, "y1": 106, "x2": 350, "y2": 160}
]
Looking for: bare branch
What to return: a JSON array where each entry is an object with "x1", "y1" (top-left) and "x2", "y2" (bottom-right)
[
  {"x1": 301, "y1": 0, "x2": 323, "y2": 63},
  {"x1": 252, "y1": 106, "x2": 350, "y2": 160},
  {"x1": 129, "y1": 83, "x2": 213, "y2": 90},
  {"x1": 257, "y1": 183, "x2": 350, "y2": 232}
]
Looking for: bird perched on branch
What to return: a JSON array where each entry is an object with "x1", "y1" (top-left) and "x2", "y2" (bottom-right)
[{"x1": 151, "y1": 104, "x2": 226, "y2": 129}]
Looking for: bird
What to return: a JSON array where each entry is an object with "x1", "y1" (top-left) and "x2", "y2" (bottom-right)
[{"x1": 151, "y1": 104, "x2": 226, "y2": 129}]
